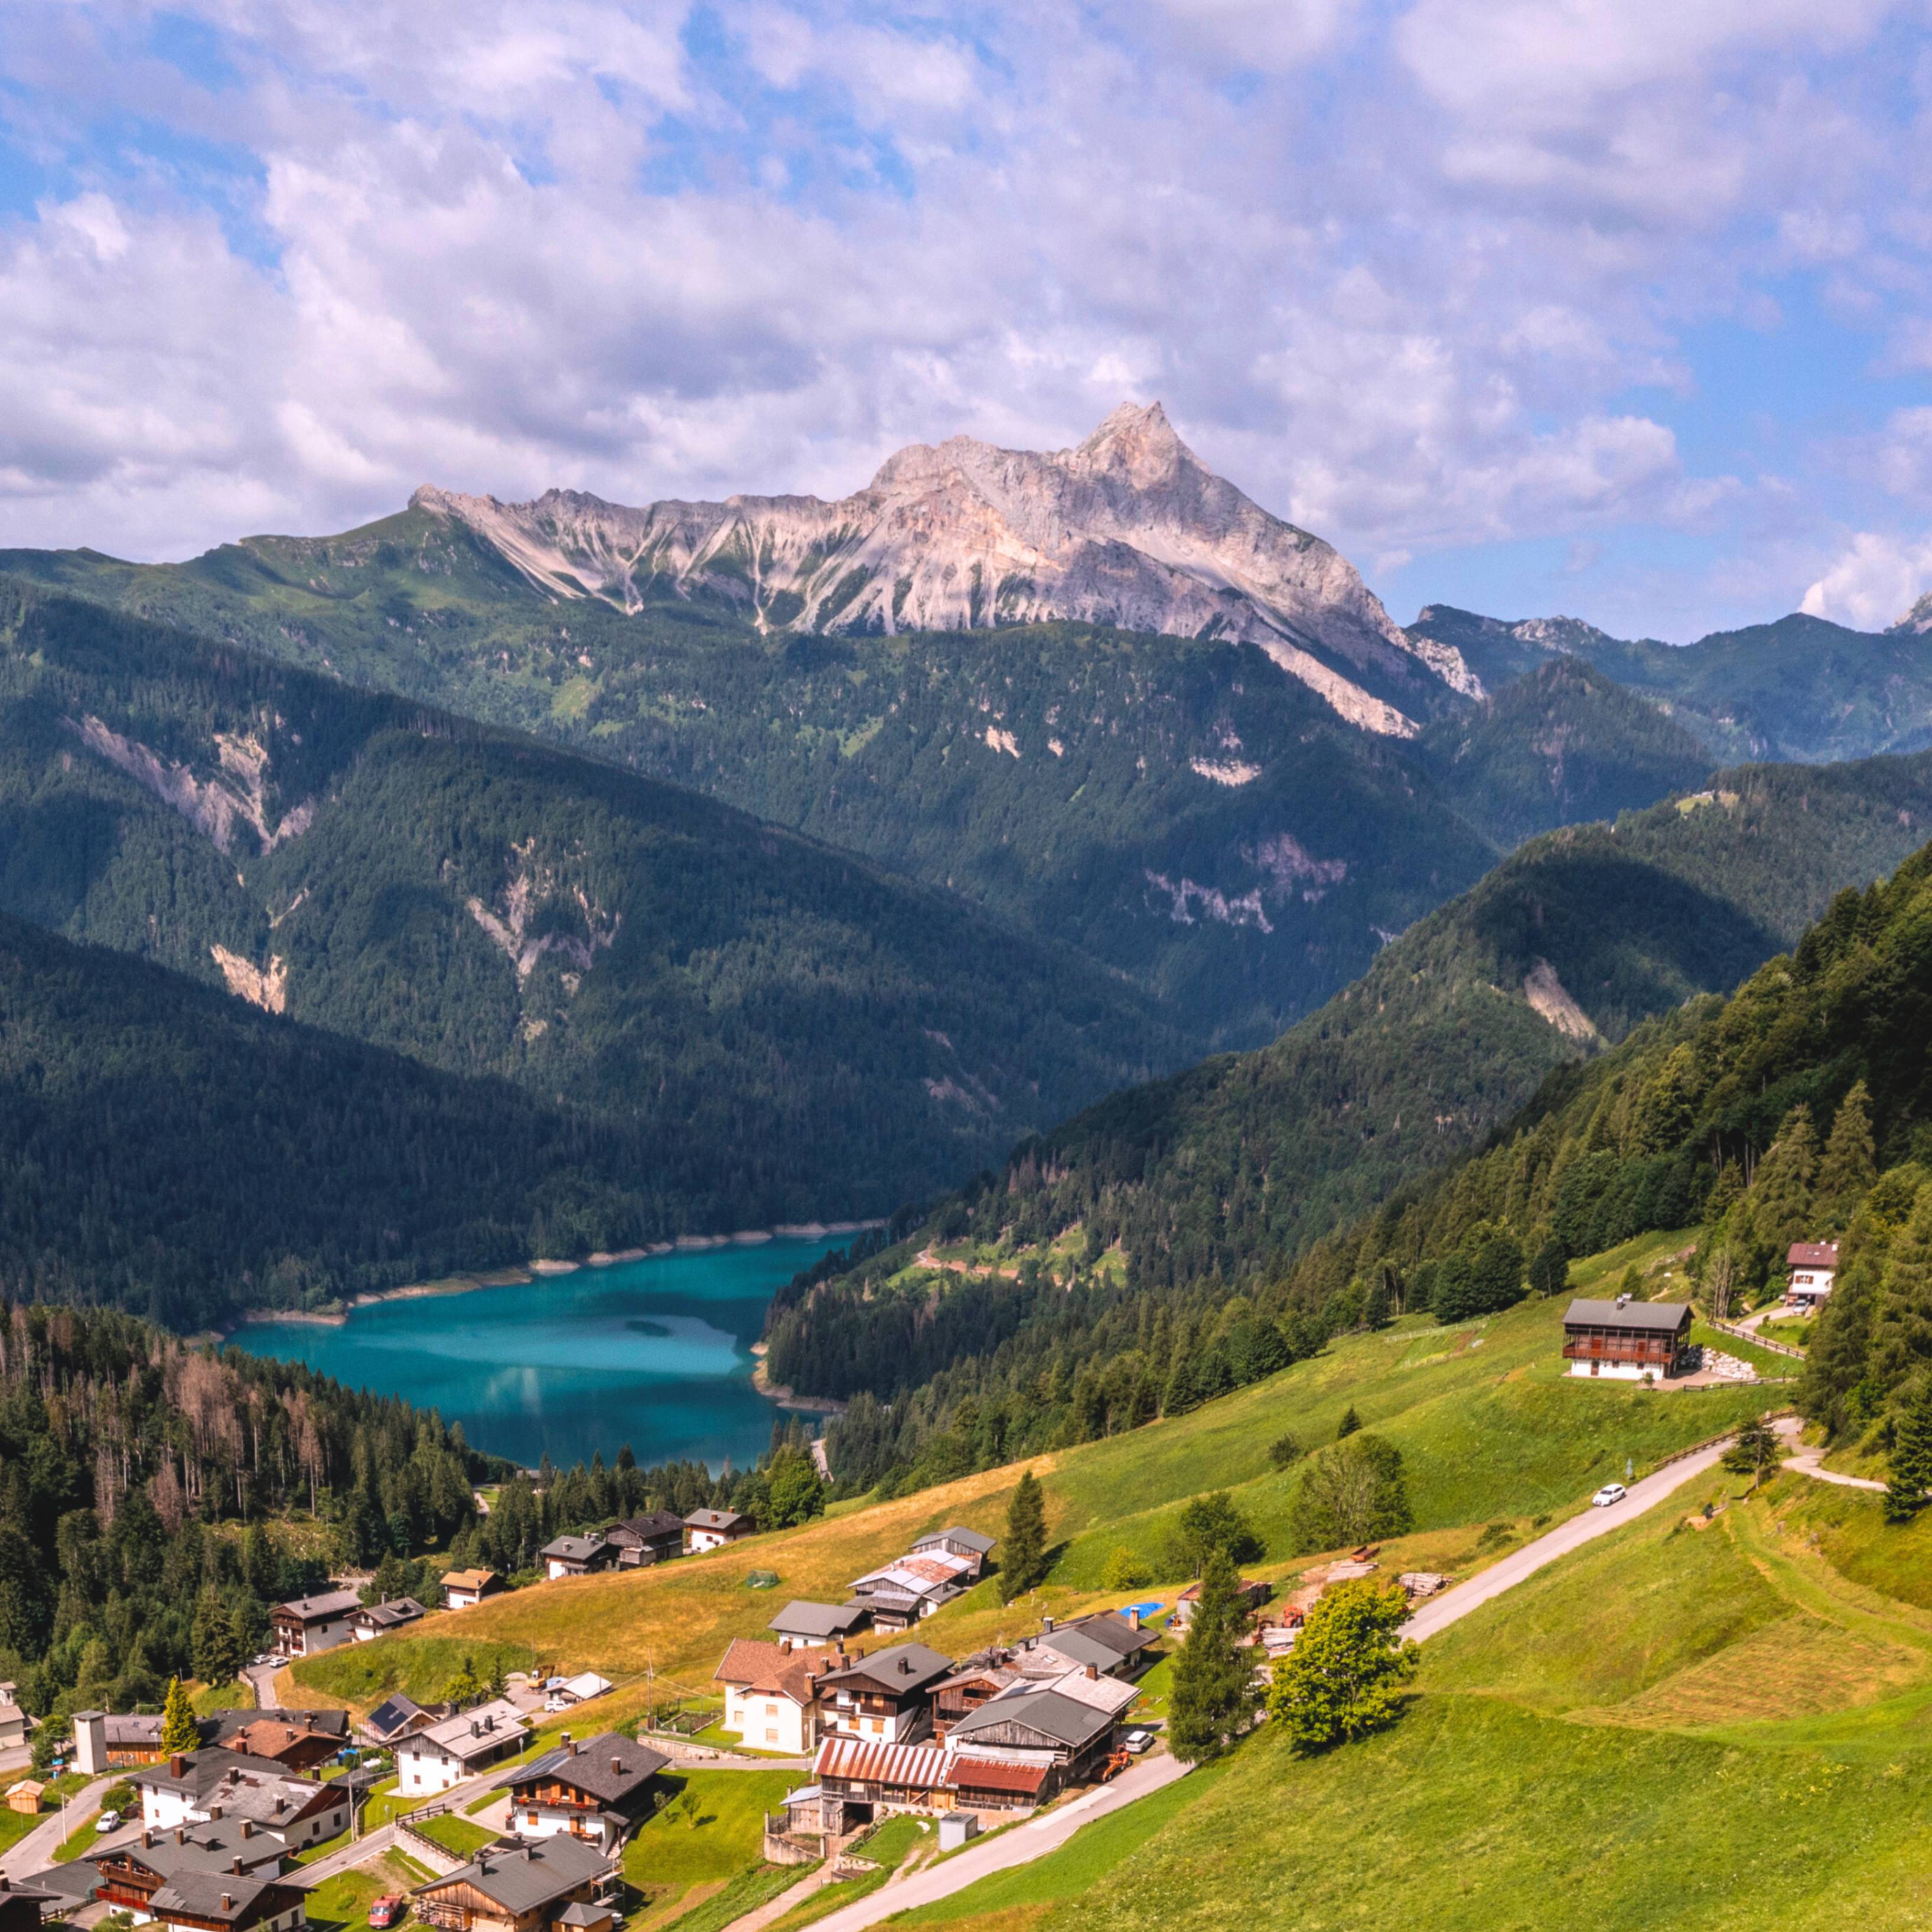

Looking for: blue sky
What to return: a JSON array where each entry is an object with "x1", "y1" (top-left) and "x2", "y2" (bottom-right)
[{"x1": 3, "y1": 0, "x2": 1932, "y2": 638}]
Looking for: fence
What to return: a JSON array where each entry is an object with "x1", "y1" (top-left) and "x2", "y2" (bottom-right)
[{"x1": 1703, "y1": 1317, "x2": 1806, "y2": 1361}]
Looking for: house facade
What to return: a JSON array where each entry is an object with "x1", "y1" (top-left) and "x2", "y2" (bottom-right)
[
  {"x1": 353, "y1": 1599, "x2": 426, "y2": 1642},
  {"x1": 601, "y1": 1514, "x2": 684, "y2": 1568},
  {"x1": 412, "y1": 1836, "x2": 612, "y2": 1932},
  {"x1": 397, "y1": 1702, "x2": 531, "y2": 1797},
  {"x1": 1787, "y1": 1242, "x2": 1840, "y2": 1307},
  {"x1": 1560, "y1": 1297, "x2": 1694, "y2": 1380},
  {"x1": 495, "y1": 1735, "x2": 667, "y2": 1853},
  {"x1": 442, "y1": 1569, "x2": 506, "y2": 1612},
  {"x1": 682, "y1": 1510, "x2": 751, "y2": 1555},
  {"x1": 713, "y1": 1641, "x2": 835, "y2": 1755},
  {"x1": 269, "y1": 1591, "x2": 361, "y2": 1660},
  {"x1": 540, "y1": 1537, "x2": 618, "y2": 1582},
  {"x1": 813, "y1": 1644, "x2": 953, "y2": 1745},
  {"x1": 907, "y1": 1529, "x2": 996, "y2": 1581},
  {"x1": 132, "y1": 1752, "x2": 349, "y2": 1849}
]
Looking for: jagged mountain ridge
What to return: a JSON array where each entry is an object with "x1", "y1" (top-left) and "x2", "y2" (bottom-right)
[{"x1": 413, "y1": 403, "x2": 1480, "y2": 737}]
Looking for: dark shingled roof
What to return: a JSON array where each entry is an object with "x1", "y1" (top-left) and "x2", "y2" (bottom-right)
[
  {"x1": 1562, "y1": 1298, "x2": 1692, "y2": 1333},
  {"x1": 814, "y1": 1642, "x2": 953, "y2": 1696},
  {"x1": 949, "y1": 1689, "x2": 1115, "y2": 1750},
  {"x1": 146, "y1": 1871, "x2": 302, "y2": 1927},
  {"x1": 419, "y1": 1836, "x2": 610, "y2": 1914},
  {"x1": 912, "y1": 1526, "x2": 996, "y2": 1556},
  {"x1": 364, "y1": 1695, "x2": 427, "y2": 1742},
  {"x1": 767, "y1": 1601, "x2": 868, "y2": 1640},
  {"x1": 498, "y1": 1734, "x2": 667, "y2": 1805}
]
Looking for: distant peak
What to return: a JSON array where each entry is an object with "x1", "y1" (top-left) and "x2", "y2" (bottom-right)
[{"x1": 1074, "y1": 400, "x2": 1194, "y2": 483}]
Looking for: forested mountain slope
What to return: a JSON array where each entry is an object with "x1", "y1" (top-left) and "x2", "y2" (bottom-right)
[
  {"x1": 1413, "y1": 604, "x2": 1932, "y2": 764},
  {"x1": 0, "y1": 910, "x2": 698, "y2": 1326},
  {"x1": 768, "y1": 752, "x2": 1932, "y2": 1470},
  {"x1": 0, "y1": 585, "x2": 1181, "y2": 1228},
  {"x1": 2, "y1": 533, "x2": 1722, "y2": 1042}
]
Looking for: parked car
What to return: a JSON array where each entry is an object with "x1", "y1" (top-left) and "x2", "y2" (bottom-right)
[
  {"x1": 1591, "y1": 1483, "x2": 1628, "y2": 1508},
  {"x1": 95, "y1": 1811, "x2": 122, "y2": 1833},
  {"x1": 368, "y1": 1898, "x2": 405, "y2": 1928},
  {"x1": 1124, "y1": 1729, "x2": 1154, "y2": 1754}
]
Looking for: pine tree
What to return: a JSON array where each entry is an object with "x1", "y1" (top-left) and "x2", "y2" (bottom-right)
[
  {"x1": 1885, "y1": 1381, "x2": 1932, "y2": 1524},
  {"x1": 1335, "y1": 1406, "x2": 1361, "y2": 1440},
  {"x1": 999, "y1": 1470, "x2": 1047, "y2": 1604},
  {"x1": 191, "y1": 1589, "x2": 241, "y2": 1687},
  {"x1": 159, "y1": 1676, "x2": 199, "y2": 1754},
  {"x1": 1819, "y1": 1081, "x2": 1877, "y2": 1221},
  {"x1": 1721, "y1": 1420, "x2": 1780, "y2": 1490},
  {"x1": 1872, "y1": 1187, "x2": 1932, "y2": 1386},
  {"x1": 1750, "y1": 1105, "x2": 1820, "y2": 1261},
  {"x1": 1166, "y1": 1547, "x2": 1256, "y2": 1762}
]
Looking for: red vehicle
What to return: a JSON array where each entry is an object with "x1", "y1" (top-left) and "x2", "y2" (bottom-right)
[{"x1": 369, "y1": 1899, "x2": 405, "y2": 1928}]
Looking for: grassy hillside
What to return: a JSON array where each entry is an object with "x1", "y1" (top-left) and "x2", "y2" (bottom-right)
[
  {"x1": 0, "y1": 582, "x2": 1185, "y2": 1283},
  {"x1": 915, "y1": 1465, "x2": 1932, "y2": 1932},
  {"x1": 289, "y1": 1240, "x2": 1768, "y2": 1709}
]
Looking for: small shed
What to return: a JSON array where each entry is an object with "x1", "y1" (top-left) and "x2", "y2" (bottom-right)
[{"x1": 5, "y1": 1781, "x2": 44, "y2": 1815}]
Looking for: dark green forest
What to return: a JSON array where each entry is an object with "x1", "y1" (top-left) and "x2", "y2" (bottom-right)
[{"x1": 0, "y1": 583, "x2": 1183, "y2": 1289}]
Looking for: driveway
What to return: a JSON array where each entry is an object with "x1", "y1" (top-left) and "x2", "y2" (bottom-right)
[
  {"x1": 1781, "y1": 1443, "x2": 1886, "y2": 1492},
  {"x1": 780, "y1": 1754, "x2": 1193, "y2": 1932}
]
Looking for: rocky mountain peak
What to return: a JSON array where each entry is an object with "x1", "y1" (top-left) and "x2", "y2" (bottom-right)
[{"x1": 413, "y1": 407, "x2": 1481, "y2": 737}]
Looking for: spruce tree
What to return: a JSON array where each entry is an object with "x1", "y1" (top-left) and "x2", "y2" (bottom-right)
[
  {"x1": 1872, "y1": 1187, "x2": 1932, "y2": 1386},
  {"x1": 191, "y1": 1589, "x2": 241, "y2": 1687},
  {"x1": 1750, "y1": 1105, "x2": 1820, "y2": 1260},
  {"x1": 159, "y1": 1676, "x2": 199, "y2": 1754},
  {"x1": 1166, "y1": 1547, "x2": 1256, "y2": 1762},
  {"x1": 1336, "y1": 1405, "x2": 1361, "y2": 1439},
  {"x1": 1885, "y1": 1381, "x2": 1932, "y2": 1524},
  {"x1": 999, "y1": 1470, "x2": 1048, "y2": 1603},
  {"x1": 1819, "y1": 1081, "x2": 1877, "y2": 1221}
]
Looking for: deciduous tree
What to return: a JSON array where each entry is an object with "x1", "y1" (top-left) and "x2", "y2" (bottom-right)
[{"x1": 1267, "y1": 1578, "x2": 1418, "y2": 1751}]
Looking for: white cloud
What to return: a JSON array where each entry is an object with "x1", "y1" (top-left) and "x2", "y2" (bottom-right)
[
  {"x1": 1801, "y1": 530, "x2": 1932, "y2": 630},
  {"x1": 0, "y1": 0, "x2": 1922, "y2": 643}
]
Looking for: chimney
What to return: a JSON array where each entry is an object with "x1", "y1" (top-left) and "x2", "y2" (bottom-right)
[
  {"x1": 232, "y1": 1858, "x2": 244, "y2": 1876},
  {"x1": 221, "y1": 1896, "x2": 233, "y2": 1913},
  {"x1": 611, "y1": 1759, "x2": 624, "y2": 1777},
  {"x1": 144, "y1": 1830, "x2": 154, "y2": 1850},
  {"x1": 210, "y1": 1805, "x2": 224, "y2": 1822},
  {"x1": 171, "y1": 1755, "x2": 187, "y2": 1778},
  {"x1": 1041, "y1": 1616, "x2": 1054, "y2": 1635},
  {"x1": 175, "y1": 1830, "x2": 185, "y2": 1847},
  {"x1": 564, "y1": 1734, "x2": 575, "y2": 1756},
  {"x1": 1127, "y1": 1608, "x2": 1140, "y2": 1630},
  {"x1": 241, "y1": 1822, "x2": 253, "y2": 1840},
  {"x1": 1085, "y1": 1664, "x2": 1097, "y2": 1680}
]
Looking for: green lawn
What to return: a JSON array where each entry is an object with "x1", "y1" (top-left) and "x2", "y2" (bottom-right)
[
  {"x1": 192, "y1": 1679, "x2": 253, "y2": 1715},
  {"x1": 412, "y1": 1813, "x2": 494, "y2": 1859},
  {"x1": 621, "y1": 1770, "x2": 800, "y2": 1927},
  {"x1": 922, "y1": 1468, "x2": 1932, "y2": 1931}
]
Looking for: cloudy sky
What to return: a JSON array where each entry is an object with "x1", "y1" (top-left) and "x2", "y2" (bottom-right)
[{"x1": 4, "y1": 1, "x2": 1931, "y2": 638}]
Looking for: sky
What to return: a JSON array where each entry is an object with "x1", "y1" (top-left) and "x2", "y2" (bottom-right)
[{"x1": 4, "y1": 2, "x2": 1932, "y2": 640}]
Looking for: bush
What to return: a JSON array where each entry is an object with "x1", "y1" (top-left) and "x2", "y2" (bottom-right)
[
  {"x1": 1101, "y1": 1545, "x2": 1151, "y2": 1591},
  {"x1": 1267, "y1": 1433, "x2": 1302, "y2": 1470}
]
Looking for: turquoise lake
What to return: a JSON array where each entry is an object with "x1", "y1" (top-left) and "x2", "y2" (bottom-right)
[{"x1": 231, "y1": 1237, "x2": 845, "y2": 1471}]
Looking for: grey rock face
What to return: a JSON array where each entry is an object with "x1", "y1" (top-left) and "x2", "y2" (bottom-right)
[{"x1": 413, "y1": 403, "x2": 1479, "y2": 736}]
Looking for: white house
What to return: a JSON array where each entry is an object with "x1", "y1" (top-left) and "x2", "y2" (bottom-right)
[
  {"x1": 395, "y1": 1700, "x2": 530, "y2": 1797},
  {"x1": 493, "y1": 1733, "x2": 668, "y2": 1853},
  {"x1": 712, "y1": 1640, "x2": 836, "y2": 1755},
  {"x1": 269, "y1": 1590, "x2": 361, "y2": 1660},
  {"x1": 683, "y1": 1510, "x2": 752, "y2": 1555},
  {"x1": 132, "y1": 1751, "x2": 349, "y2": 1848},
  {"x1": 1787, "y1": 1242, "x2": 1840, "y2": 1307}
]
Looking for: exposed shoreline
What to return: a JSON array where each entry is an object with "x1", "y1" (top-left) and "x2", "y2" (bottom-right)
[{"x1": 220, "y1": 1220, "x2": 882, "y2": 1335}]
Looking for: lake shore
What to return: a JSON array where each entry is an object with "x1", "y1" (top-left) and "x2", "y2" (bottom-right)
[{"x1": 221, "y1": 1220, "x2": 882, "y2": 1334}]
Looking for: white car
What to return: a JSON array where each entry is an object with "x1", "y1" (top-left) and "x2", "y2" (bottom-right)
[
  {"x1": 96, "y1": 1810, "x2": 122, "y2": 1833},
  {"x1": 1591, "y1": 1482, "x2": 1628, "y2": 1508},
  {"x1": 1124, "y1": 1729, "x2": 1154, "y2": 1753}
]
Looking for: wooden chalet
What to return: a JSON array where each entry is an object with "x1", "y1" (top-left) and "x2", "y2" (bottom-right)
[
  {"x1": 353, "y1": 1598, "x2": 427, "y2": 1641},
  {"x1": 144, "y1": 1868, "x2": 308, "y2": 1932},
  {"x1": 412, "y1": 1835, "x2": 612, "y2": 1932},
  {"x1": 809, "y1": 1736, "x2": 952, "y2": 1829},
  {"x1": 601, "y1": 1513, "x2": 685, "y2": 1568},
  {"x1": 814, "y1": 1643, "x2": 954, "y2": 1745},
  {"x1": 269, "y1": 1589, "x2": 360, "y2": 1660},
  {"x1": 442, "y1": 1569, "x2": 506, "y2": 1612},
  {"x1": 540, "y1": 1536, "x2": 618, "y2": 1582},
  {"x1": 495, "y1": 1733, "x2": 668, "y2": 1853},
  {"x1": 69, "y1": 1823, "x2": 291, "y2": 1918},
  {"x1": 1561, "y1": 1297, "x2": 1693, "y2": 1380},
  {"x1": 944, "y1": 1755, "x2": 1050, "y2": 1812},
  {"x1": 946, "y1": 1686, "x2": 1123, "y2": 1791},
  {"x1": 682, "y1": 1510, "x2": 752, "y2": 1555},
  {"x1": 0, "y1": 1878, "x2": 57, "y2": 1932}
]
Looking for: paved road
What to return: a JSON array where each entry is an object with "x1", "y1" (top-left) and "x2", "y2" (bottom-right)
[
  {"x1": 1403, "y1": 1419, "x2": 1800, "y2": 1643},
  {"x1": 0, "y1": 1776, "x2": 116, "y2": 1877},
  {"x1": 793, "y1": 1754, "x2": 1192, "y2": 1932}
]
